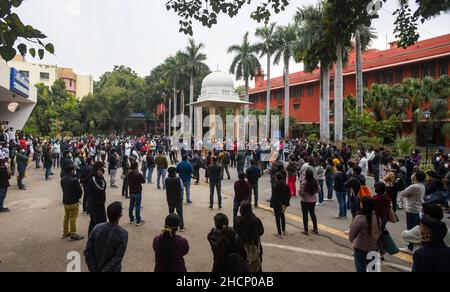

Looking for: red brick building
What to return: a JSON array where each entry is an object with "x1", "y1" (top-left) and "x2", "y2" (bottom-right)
[{"x1": 249, "y1": 34, "x2": 450, "y2": 147}]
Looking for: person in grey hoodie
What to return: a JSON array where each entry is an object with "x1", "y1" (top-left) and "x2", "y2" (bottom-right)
[{"x1": 400, "y1": 170, "x2": 426, "y2": 250}]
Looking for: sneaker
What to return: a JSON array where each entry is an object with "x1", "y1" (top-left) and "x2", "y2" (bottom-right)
[
  {"x1": 0, "y1": 208, "x2": 10, "y2": 213},
  {"x1": 344, "y1": 230, "x2": 350, "y2": 235},
  {"x1": 275, "y1": 234, "x2": 283, "y2": 238},
  {"x1": 311, "y1": 229, "x2": 319, "y2": 235},
  {"x1": 136, "y1": 220, "x2": 145, "y2": 226},
  {"x1": 187, "y1": 201, "x2": 192, "y2": 205},
  {"x1": 209, "y1": 206, "x2": 213, "y2": 210},
  {"x1": 61, "y1": 233, "x2": 71, "y2": 239},
  {"x1": 316, "y1": 203, "x2": 323, "y2": 206},
  {"x1": 282, "y1": 231, "x2": 287, "y2": 236},
  {"x1": 180, "y1": 228, "x2": 185, "y2": 232},
  {"x1": 129, "y1": 220, "x2": 135, "y2": 225},
  {"x1": 399, "y1": 248, "x2": 413, "y2": 255},
  {"x1": 302, "y1": 231, "x2": 309, "y2": 236},
  {"x1": 334, "y1": 215, "x2": 343, "y2": 219},
  {"x1": 69, "y1": 235, "x2": 85, "y2": 241}
]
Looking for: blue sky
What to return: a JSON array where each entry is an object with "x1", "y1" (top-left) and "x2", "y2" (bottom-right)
[{"x1": 14, "y1": 0, "x2": 450, "y2": 85}]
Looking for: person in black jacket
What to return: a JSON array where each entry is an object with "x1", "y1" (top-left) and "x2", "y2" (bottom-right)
[
  {"x1": 108, "y1": 149, "x2": 119, "y2": 188},
  {"x1": 61, "y1": 164, "x2": 84, "y2": 241},
  {"x1": 334, "y1": 164, "x2": 348, "y2": 219},
  {"x1": 412, "y1": 215, "x2": 450, "y2": 272},
  {"x1": 246, "y1": 159, "x2": 262, "y2": 208},
  {"x1": 270, "y1": 173, "x2": 291, "y2": 236},
  {"x1": 207, "y1": 213, "x2": 247, "y2": 272},
  {"x1": 88, "y1": 162, "x2": 107, "y2": 236},
  {"x1": 0, "y1": 159, "x2": 11, "y2": 212},
  {"x1": 344, "y1": 166, "x2": 366, "y2": 219},
  {"x1": 165, "y1": 166, "x2": 185, "y2": 231},
  {"x1": 43, "y1": 143, "x2": 53, "y2": 181},
  {"x1": 208, "y1": 157, "x2": 223, "y2": 209},
  {"x1": 60, "y1": 150, "x2": 74, "y2": 178},
  {"x1": 128, "y1": 161, "x2": 146, "y2": 226},
  {"x1": 80, "y1": 157, "x2": 94, "y2": 214}
]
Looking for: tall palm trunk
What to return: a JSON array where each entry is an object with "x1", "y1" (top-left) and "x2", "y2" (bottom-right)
[
  {"x1": 266, "y1": 53, "x2": 271, "y2": 139},
  {"x1": 284, "y1": 62, "x2": 290, "y2": 139},
  {"x1": 189, "y1": 71, "x2": 194, "y2": 134},
  {"x1": 163, "y1": 102, "x2": 166, "y2": 135},
  {"x1": 323, "y1": 64, "x2": 331, "y2": 142},
  {"x1": 244, "y1": 78, "x2": 250, "y2": 141},
  {"x1": 355, "y1": 29, "x2": 363, "y2": 115},
  {"x1": 335, "y1": 42, "x2": 344, "y2": 147},
  {"x1": 173, "y1": 82, "x2": 177, "y2": 129},
  {"x1": 168, "y1": 97, "x2": 172, "y2": 135}
]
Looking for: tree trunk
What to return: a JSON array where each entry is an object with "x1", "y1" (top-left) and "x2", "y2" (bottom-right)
[
  {"x1": 244, "y1": 78, "x2": 249, "y2": 141},
  {"x1": 356, "y1": 29, "x2": 364, "y2": 115},
  {"x1": 323, "y1": 64, "x2": 331, "y2": 143},
  {"x1": 163, "y1": 102, "x2": 167, "y2": 136},
  {"x1": 335, "y1": 43, "x2": 344, "y2": 147},
  {"x1": 181, "y1": 89, "x2": 185, "y2": 131},
  {"x1": 173, "y1": 82, "x2": 177, "y2": 130},
  {"x1": 266, "y1": 53, "x2": 271, "y2": 139},
  {"x1": 320, "y1": 66, "x2": 324, "y2": 141},
  {"x1": 168, "y1": 97, "x2": 172, "y2": 136},
  {"x1": 190, "y1": 71, "x2": 194, "y2": 134},
  {"x1": 284, "y1": 62, "x2": 290, "y2": 139}
]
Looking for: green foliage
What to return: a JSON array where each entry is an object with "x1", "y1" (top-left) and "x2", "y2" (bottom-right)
[
  {"x1": 393, "y1": 135, "x2": 415, "y2": 158},
  {"x1": 228, "y1": 32, "x2": 261, "y2": 83},
  {"x1": 344, "y1": 136, "x2": 383, "y2": 152},
  {"x1": 0, "y1": 0, "x2": 54, "y2": 61}
]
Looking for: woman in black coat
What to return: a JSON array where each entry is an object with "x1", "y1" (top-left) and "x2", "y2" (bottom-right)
[{"x1": 270, "y1": 172, "x2": 291, "y2": 236}]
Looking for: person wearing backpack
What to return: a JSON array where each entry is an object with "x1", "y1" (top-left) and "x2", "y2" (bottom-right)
[
  {"x1": 344, "y1": 166, "x2": 367, "y2": 219},
  {"x1": 208, "y1": 213, "x2": 247, "y2": 272},
  {"x1": 234, "y1": 201, "x2": 264, "y2": 272},
  {"x1": 271, "y1": 173, "x2": 291, "y2": 237}
]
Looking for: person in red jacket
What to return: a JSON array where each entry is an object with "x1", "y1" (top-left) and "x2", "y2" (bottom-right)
[{"x1": 233, "y1": 172, "x2": 250, "y2": 222}]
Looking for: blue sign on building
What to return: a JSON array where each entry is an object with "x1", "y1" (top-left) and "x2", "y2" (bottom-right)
[
  {"x1": 129, "y1": 112, "x2": 146, "y2": 119},
  {"x1": 10, "y1": 68, "x2": 30, "y2": 98}
]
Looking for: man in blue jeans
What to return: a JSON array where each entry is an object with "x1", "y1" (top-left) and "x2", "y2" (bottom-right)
[
  {"x1": 127, "y1": 161, "x2": 146, "y2": 226},
  {"x1": 176, "y1": 155, "x2": 193, "y2": 204},
  {"x1": 155, "y1": 150, "x2": 168, "y2": 190},
  {"x1": 208, "y1": 157, "x2": 223, "y2": 209}
]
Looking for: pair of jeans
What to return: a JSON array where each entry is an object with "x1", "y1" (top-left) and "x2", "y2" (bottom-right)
[
  {"x1": 63, "y1": 203, "x2": 79, "y2": 236},
  {"x1": 274, "y1": 207, "x2": 286, "y2": 235},
  {"x1": 209, "y1": 181, "x2": 222, "y2": 208},
  {"x1": 129, "y1": 193, "x2": 142, "y2": 223},
  {"x1": 45, "y1": 167, "x2": 52, "y2": 180},
  {"x1": 325, "y1": 177, "x2": 333, "y2": 200},
  {"x1": 157, "y1": 168, "x2": 167, "y2": 189},
  {"x1": 249, "y1": 183, "x2": 259, "y2": 206},
  {"x1": 349, "y1": 195, "x2": 359, "y2": 218},
  {"x1": 386, "y1": 186, "x2": 398, "y2": 212},
  {"x1": 233, "y1": 198, "x2": 243, "y2": 222},
  {"x1": 0, "y1": 188, "x2": 7, "y2": 209},
  {"x1": 182, "y1": 180, "x2": 191, "y2": 203},
  {"x1": 169, "y1": 201, "x2": 184, "y2": 229},
  {"x1": 318, "y1": 180, "x2": 324, "y2": 203},
  {"x1": 221, "y1": 165, "x2": 230, "y2": 179},
  {"x1": 122, "y1": 176, "x2": 129, "y2": 198},
  {"x1": 193, "y1": 167, "x2": 200, "y2": 183},
  {"x1": 353, "y1": 248, "x2": 369, "y2": 272},
  {"x1": 17, "y1": 167, "x2": 25, "y2": 188},
  {"x1": 110, "y1": 169, "x2": 117, "y2": 186},
  {"x1": 301, "y1": 201, "x2": 318, "y2": 232},
  {"x1": 35, "y1": 154, "x2": 41, "y2": 168},
  {"x1": 147, "y1": 167, "x2": 154, "y2": 183},
  {"x1": 336, "y1": 191, "x2": 347, "y2": 218},
  {"x1": 53, "y1": 153, "x2": 60, "y2": 168},
  {"x1": 406, "y1": 212, "x2": 419, "y2": 230},
  {"x1": 82, "y1": 183, "x2": 90, "y2": 213}
]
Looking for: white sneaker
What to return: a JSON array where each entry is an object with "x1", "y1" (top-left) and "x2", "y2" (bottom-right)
[
  {"x1": 344, "y1": 230, "x2": 350, "y2": 235},
  {"x1": 316, "y1": 203, "x2": 323, "y2": 206}
]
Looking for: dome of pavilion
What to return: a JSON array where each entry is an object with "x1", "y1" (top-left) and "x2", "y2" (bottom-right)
[{"x1": 190, "y1": 71, "x2": 250, "y2": 107}]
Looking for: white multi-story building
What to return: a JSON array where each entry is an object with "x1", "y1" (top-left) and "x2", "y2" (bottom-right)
[{"x1": 0, "y1": 60, "x2": 35, "y2": 131}]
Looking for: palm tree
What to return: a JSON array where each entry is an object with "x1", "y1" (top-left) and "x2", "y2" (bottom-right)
[
  {"x1": 180, "y1": 39, "x2": 209, "y2": 133},
  {"x1": 355, "y1": 25, "x2": 377, "y2": 115},
  {"x1": 255, "y1": 23, "x2": 277, "y2": 138},
  {"x1": 273, "y1": 24, "x2": 298, "y2": 139},
  {"x1": 295, "y1": 3, "x2": 333, "y2": 143},
  {"x1": 228, "y1": 32, "x2": 261, "y2": 140}
]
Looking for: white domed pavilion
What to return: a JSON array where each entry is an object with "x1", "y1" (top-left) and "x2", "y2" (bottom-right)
[{"x1": 190, "y1": 71, "x2": 250, "y2": 146}]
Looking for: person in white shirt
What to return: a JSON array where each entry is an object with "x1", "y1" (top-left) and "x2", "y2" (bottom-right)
[{"x1": 358, "y1": 151, "x2": 369, "y2": 178}]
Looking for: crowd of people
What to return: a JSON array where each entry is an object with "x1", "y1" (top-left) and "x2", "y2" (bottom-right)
[{"x1": 1, "y1": 122, "x2": 449, "y2": 272}]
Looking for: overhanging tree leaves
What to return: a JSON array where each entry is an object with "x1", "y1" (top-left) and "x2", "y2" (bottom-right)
[{"x1": 0, "y1": 0, "x2": 54, "y2": 61}]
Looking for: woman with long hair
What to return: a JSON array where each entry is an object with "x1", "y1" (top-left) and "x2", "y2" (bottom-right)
[
  {"x1": 299, "y1": 169, "x2": 319, "y2": 235},
  {"x1": 121, "y1": 155, "x2": 130, "y2": 199},
  {"x1": 349, "y1": 197, "x2": 381, "y2": 272},
  {"x1": 153, "y1": 214, "x2": 189, "y2": 272}
]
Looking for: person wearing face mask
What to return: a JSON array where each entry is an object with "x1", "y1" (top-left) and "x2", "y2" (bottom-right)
[
  {"x1": 88, "y1": 162, "x2": 108, "y2": 236},
  {"x1": 412, "y1": 215, "x2": 450, "y2": 272},
  {"x1": 401, "y1": 203, "x2": 450, "y2": 254}
]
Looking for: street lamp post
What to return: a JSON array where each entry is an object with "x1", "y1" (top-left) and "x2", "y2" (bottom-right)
[{"x1": 424, "y1": 109, "x2": 431, "y2": 165}]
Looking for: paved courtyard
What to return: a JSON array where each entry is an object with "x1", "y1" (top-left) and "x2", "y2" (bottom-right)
[{"x1": 0, "y1": 164, "x2": 414, "y2": 272}]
